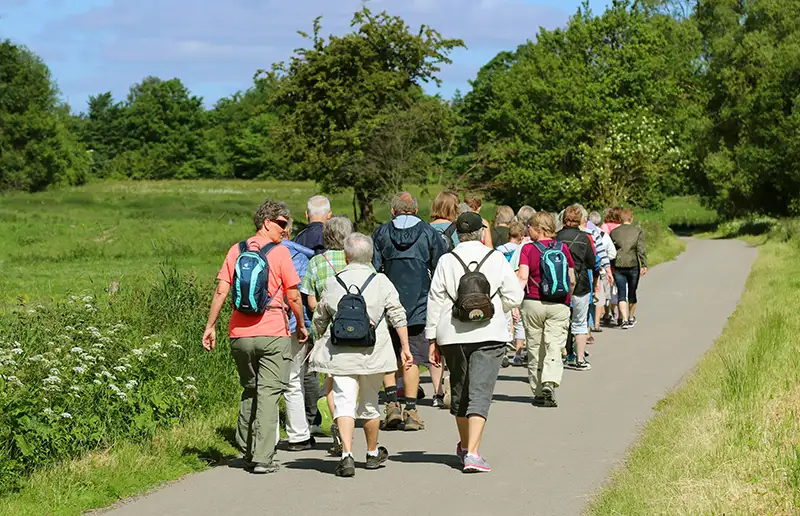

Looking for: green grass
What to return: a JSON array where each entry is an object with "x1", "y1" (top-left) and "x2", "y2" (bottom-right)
[
  {"x1": 638, "y1": 195, "x2": 720, "y2": 232},
  {"x1": 590, "y1": 226, "x2": 800, "y2": 515}
]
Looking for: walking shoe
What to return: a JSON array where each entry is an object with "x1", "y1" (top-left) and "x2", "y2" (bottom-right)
[
  {"x1": 456, "y1": 442, "x2": 467, "y2": 464},
  {"x1": 563, "y1": 353, "x2": 577, "y2": 367},
  {"x1": 628, "y1": 317, "x2": 637, "y2": 328},
  {"x1": 512, "y1": 355, "x2": 524, "y2": 367},
  {"x1": 620, "y1": 320, "x2": 632, "y2": 330},
  {"x1": 329, "y1": 424, "x2": 343, "y2": 455},
  {"x1": 365, "y1": 446, "x2": 389, "y2": 470},
  {"x1": 501, "y1": 355, "x2": 510, "y2": 368},
  {"x1": 335, "y1": 455, "x2": 356, "y2": 478},
  {"x1": 252, "y1": 461, "x2": 280, "y2": 474},
  {"x1": 432, "y1": 394, "x2": 445, "y2": 408},
  {"x1": 287, "y1": 436, "x2": 316, "y2": 452},
  {"x1": 573, "y1": 360, "x2": 592, "y2": 371},
  {"x1": 591, "y1": 326, "x2": 603, "y2": 333},
  {"x1": 533, "y1": 383, "x2": 558, "y2": 407},
  {"x1": 383, "y1": 401, "x2": 403, "y2": 430},
  {"x1": 403, "y1": 409, "x2": 425, "y2": 431},
  {"x1": 463, "y1": 454, "x2": 492, "y2": 473}
]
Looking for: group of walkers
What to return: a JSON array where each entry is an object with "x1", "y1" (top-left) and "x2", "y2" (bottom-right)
[{"x1": 202, "y1": 192, "x2": 648, "y2": 477}]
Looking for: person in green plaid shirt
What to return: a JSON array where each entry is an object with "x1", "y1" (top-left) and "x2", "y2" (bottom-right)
[{"x1": 298, "y1": 216, "x2": 354, "y2": 454}]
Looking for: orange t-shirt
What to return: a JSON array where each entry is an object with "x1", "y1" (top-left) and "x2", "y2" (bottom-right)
[{"x1": 217, "y1": 236, "x2": 300, "y2": 338}]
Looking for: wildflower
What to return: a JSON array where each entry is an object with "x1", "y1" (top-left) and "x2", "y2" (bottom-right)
[
  {"x1": 175, "y1": 376, "x2": 184, "y2": 383},
  {"x1": 44, "y1": 384, "x2": 61, "y2": 392},
  {"x1": 81, "y1": 354, "x2": 96, "y2": 362},
  {"x1": 43, "y1": 408, "x2": 55, "y2": 416},
  {"x1": 132, "y1": 349, "x2": 143, "y2": 357},
  {"x1": 184, "y1": 384, "x2": 197, "y2": 392},
  {"x1": 82, "y1": 295, "x2": 93, "y2": 302},
  {"x1": 49, "y1": 368, "x2": 61, "y2": 376},
  {"x1": 60, "y1": 412, "x2": 73, "y2": 419},
  {"x1": 72, "y1": 366, "x2": 86, "y2": 374},
  {"x1": 101, "y1": 371, "x2": 116, "y2": 380},
  {"x1": 93, "y1": 379, "x2": 102, "y2": 385},
  {"x1": 70, "y1": 347, "x2": 84, "y2": 354},
  {"x1": 27, "y1": 355, "x2": 44, "y2": 363},
  {"x1": 92, "y1": 343, "x2": 104, "y2": 349},
  {"x1": 186, "y1": 376, "x2": 196, "y2": 382},
  {"x1": 64, "y1": 326, "x2": 75, "y2": 331},
  {"x1": 125, "y1": 380, "x2": 138, "y2": 390},
  {"x1": 11, "y1": 348, "x2": 23, "y2": 355},
  {"x1": 71, "y1": 385, "x2": 82, "y2": 392},
  {"x1": 27, "y1": 309, "x2": 36, "y2": 314},
  {"x1": 113, "y1": 365, "x2": 127, "y2": 373},
  {"x1": 43, "y1": 375, "x2": 61, "y2": 385},
  {"x1": 36, "y1": 305, "x2": 45, "y2": 310}
]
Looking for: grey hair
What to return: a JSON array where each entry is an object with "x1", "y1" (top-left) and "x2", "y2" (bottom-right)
[
  {"x1": 344, "y1": 232, "x2": 373, "y2": 264},
  {"x1": 572, "y1": 204, "x2": 589, "y2": 221},
  {"x1": 253, "y1": 199, "x2": 291, "y2": 231},
  {"x1": 458, "y1": 228, "x2": 483, "y2": 242},
  {"x1": 555, "y1": 211, "x2": 564, "y2": 232},
  {"x1": 589, "y1": 211, "x2": 602, "y2": 226},
  {"x1": 323, "y1": 216, "x2": 353, "y2": 250},
  {"x1": 458, "y1": 202, "x2": 472, "y2": 215},
  {"x1": 516, "y1": 205, "x2": 536, "y2": 226},
  {"x1": 307, "y1": 195, "x2": 331, "y2": 219},
  {"x1": 391, "y1": 192, "x2": 418, "y2": 214}
]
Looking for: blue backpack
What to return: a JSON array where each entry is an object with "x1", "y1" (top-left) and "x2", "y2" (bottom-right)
[
  {"x1": 231, "y1": 241, "x2": 279, "y2": 314},
  {"x1": 533, "y1": 241, "x2": 570, "y2": 302}
]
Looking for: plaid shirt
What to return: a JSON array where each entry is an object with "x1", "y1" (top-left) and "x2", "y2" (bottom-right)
[{"x1": 299, "y1": 250, "x2": 348, "y2": 298}]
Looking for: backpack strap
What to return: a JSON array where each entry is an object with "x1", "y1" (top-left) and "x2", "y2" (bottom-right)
[
  {"x1": 443, "y1": 222, "x2": 456, "y2": 239},
  {"x1": 450, "y1": 252, "x2": 471, "y2": 274},
  {"x1": 474, "y1": 249, "x2": 495, "y2": 273},
  {"x1": 258, "y1": 242, "x2": 277, "y2": 260},
  {"x1": 359, "y1": 273, "x2": 377, "y2": 293},
  {"x1": 334, "y1": 272, "x2": 351, "y2": 293}
]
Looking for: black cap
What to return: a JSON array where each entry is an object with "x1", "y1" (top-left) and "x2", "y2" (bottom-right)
[{"x1": 456, "y1": 212, "x2": 484, "y2": 234}]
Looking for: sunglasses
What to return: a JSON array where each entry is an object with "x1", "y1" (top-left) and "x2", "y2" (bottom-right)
[{"x1": 270, "y1": 219, "x2": 288, "y2": 230}]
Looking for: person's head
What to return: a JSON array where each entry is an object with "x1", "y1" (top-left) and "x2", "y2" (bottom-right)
[
  {"x1": 323, "y1": 216, "x2": 353, "y2": 251},
  {"x1": 430, "y1": 191, "x2": 459, "y2": 222},
  {"x1": 306, "y1": 195, "x2": 332, "y2": 223},
  {"x1": 464, "y1": 195, "x2": 483, "y2": 213},
  {"x1": 508, "y1": 219, "x2": 525, "y2": 243},
  {"x1": 455, "y1": 212, "x2": 484, "y2": 243},
  {"x1": 391, "y1": 192, "x2": 418, "y2": 216},
  {"x1": 607, "y1": 207, "x2": 623, "y2": 224},
  {"x1": 529, "y1": 211, "x2": 557, "y2": 241},
  {"x1": 458, "y1": 202, "x2": 473, "y2": 215},
  {"x1": 517, "y1": 206, "x2": 536, "y2": 226},
  {"x1": 494, "y1": 205, "x2": 515, "y2": 227},
  {"x1": 563, "y1": 205, "x2": 583, "y2": 228},
  {"x1": 253, "y1": 199, "x2": 291, "y2": 244},
  {"x1": 343, "y1": 232, "x2": 373, "y2": 265},
  {"x1": 621, "y1": 208, "x2": 634, "y2": 224},
  {"x1": 589, "y1": 211, "x2": 602, "y2": 227}
]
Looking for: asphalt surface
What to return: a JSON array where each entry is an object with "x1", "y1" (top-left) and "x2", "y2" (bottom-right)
[{"x1": 103, "y1": 238, "x2": 757, "y2": 516}]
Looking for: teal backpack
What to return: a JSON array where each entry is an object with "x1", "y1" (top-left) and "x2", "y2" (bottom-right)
[{"x1": 533, "y1": 241, "x2": 570, "y2": 302}]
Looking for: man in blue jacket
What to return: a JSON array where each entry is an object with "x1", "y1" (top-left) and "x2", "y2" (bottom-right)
[{"x1": 373, "y1": 192, "x2": 447, "y2": 431}]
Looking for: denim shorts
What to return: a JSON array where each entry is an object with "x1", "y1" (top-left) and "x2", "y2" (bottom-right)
[
  {"x1": 614, "y1": 267, "x2": 641, "y2": 304},
  {"x1": 570, "y1": 293, "x2": 591, "y2": 335}
]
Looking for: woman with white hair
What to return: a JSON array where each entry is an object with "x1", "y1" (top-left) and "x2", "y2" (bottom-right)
[{"x1": 310, "y1": 233, "x2": 412, "y2": 478}]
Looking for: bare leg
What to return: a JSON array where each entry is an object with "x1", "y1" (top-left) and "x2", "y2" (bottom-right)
[
  {"x1": 363, "y1": 418, "x2": 380, "y2": 451},
  {"x1": 575, "y1": 334, "x2": 588, "y2": 362},
  {"x1": 630, "y1": 303, "x2": 637, "y2": 319},
  {"x1": 429, "y1": 362, "x2": 444, "y2": 396},
  {"x1": 383, "y1": 372, "x2": 396, "y2": 388},
  {"x1": 594, "y1": 303, "x2": 604, "y2": 329},
  {"x1": 618, "y1": 300, "x2": 629, "y2": 323},
  {"x1": 466, "y1": 415, "x2": 487, "y2": 455},
  {"x1": 336, "y1": 416, "x2": 355, "y2": 453},
  {"x1": 456, "y1": 416, "x2": 469, "y2": 446},
  {"x1": 514, "y1": 339, "x2": 524, "y2": 357},
  {"x1": 325, "y1": 376, "x2": 335, "y2": 418},
  {"x1": 404, "y1": 365, "x2": 420, "y2": 403}
]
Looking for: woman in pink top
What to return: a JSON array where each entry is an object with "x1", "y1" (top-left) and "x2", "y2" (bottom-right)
[{"x1": 600, "y1": 206, "x2": 622, "y2": 235}]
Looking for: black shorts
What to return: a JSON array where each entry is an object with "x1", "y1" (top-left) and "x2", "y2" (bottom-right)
[{"x1": 390, "y1": 325, "x2": 429, "y2": 366}]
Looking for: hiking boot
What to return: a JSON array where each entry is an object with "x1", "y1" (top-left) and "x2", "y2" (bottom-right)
[
  {"x1": 365, "y1": 446, "x2": 389, "y2": 470},
  {"x1": 501, "y1": 355, "x2": 510, "y2": 368},
  {"x1": 252, "y1": 461, "x2": 280, "y2": 474},
  {"x1": 335, "y1": 455, "x2": 356, "y2": 478},
  {"x1": 456, "y1": 442, "x2": 467, "y2": 464},
  {"x1": 533, "y1": 383, "x2": 558, "y2": 407},
  {"x1": 287, "y1": 436, "x2": 316, "y2": 452},
  {"x1": 463, "y1": 454, "x2": 492, "y2": 473},
  {"x1": 432, "y1": 394, "x2": 445, "y2": 408},
  {"x1": 329, "y1": 424, "x2": 343, "y2": 455},
  {"x1": 383, "y1": 401, "x2": 403, "y2": 430},
  {"x1": 403, "y1": 409, "x2": 425, "y2": 431}
]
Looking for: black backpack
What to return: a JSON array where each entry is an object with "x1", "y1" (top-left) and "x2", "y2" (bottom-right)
[
  {"x1": 442, "y1": 223, "x2": 457, "y2": 252},
  {"x1": 330, "y1": 273, "x2": 384, "y2": 348},
  {"x1": 449, "y1": 250, "x2": 496, "y2": 323}
]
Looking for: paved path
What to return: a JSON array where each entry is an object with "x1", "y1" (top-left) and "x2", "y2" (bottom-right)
[{"x1": 105, "y1": 238, "x2": 756, "y2": 516}]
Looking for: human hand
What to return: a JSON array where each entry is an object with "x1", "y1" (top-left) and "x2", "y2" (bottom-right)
[
  {"x1": 401, "y1": 347, "x2": 414, "y2": 370},
  {"x1": 511, "y1": 308, "x2": 521, "y2": 324},
  {"x1": 641, "y1": 267, "x2": 648, "y2": 277},
  {"x1": 202, "y1": 327, "x2": 216, "y2": 352},
  {"x1": 428, "y1": 340, "x2": 441, "y2": 368},
  {"x1": 296, "y1": 326, "x2": 309, "y2": 344}
]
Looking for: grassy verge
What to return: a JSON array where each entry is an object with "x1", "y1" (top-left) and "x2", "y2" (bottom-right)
[{"x1": 590, "y1": 225, "x2": 800, "y2": 515}]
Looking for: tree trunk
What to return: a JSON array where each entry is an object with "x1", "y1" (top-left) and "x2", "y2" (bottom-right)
[{"x1": 355, "y1": 187, "x2": 376, "y2": 231}]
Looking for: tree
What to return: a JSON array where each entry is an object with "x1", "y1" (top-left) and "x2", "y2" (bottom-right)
[
  {"x1": 456, "y1": 0, "x2": 707, "y2": 210},
  {"x1": 270, "y1": 7, "x2": 464, "y2": 227},
  {"x1": 0, "y1": 40, "x2": 89, "y2": 192},
  {"x1": 697, "y1": 0, "x2": 800, "y2": 216}
]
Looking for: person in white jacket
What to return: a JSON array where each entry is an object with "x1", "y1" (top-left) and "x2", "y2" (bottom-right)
[
  {"x1": 310, "y1": 233, "x2": 412, "y2": 478},
  {"x1": 426, "y1": 212, "x2": 524, "y2": 473}
]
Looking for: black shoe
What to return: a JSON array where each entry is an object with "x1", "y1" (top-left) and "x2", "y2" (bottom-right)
[
  {"x1": 335, "y1": 455, "x2": 356, "y2": 477},
  {"x1": 365, "y1": 446, "x2": 389, "y2": 470},
  {"x1": 628, "y1": 317, "x2": 637, "y2": 328},
  {"x1": 329, "y1": 424, "x2": 343, "y2": 455},
  {"x1": 621, "y1": 320, "x2": 632, "y2": 330},
  {"x1": 287, "y1": 436, "x2": 316, "y2": 452},
  {"x1": 417, "y1": 385, "x2": 426, "y2": 400},
  {"x1": 501, "y1": 355, "x2": 510, "y2": 368}
]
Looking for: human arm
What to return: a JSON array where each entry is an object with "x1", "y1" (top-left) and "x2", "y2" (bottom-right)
[
  {"x1": 637, "y1": 228, "x2": 648, "y2": 275},
  {"x1": 568, "y1": 268, "x2": 577, "y2": 297},
  {"x1": 499, "y1": 256, "x2": 524, "y2": 312},
  {"x1": 517, "y1": 264, "x2": 530, "y2": 291},
  {"x1": 307, "y1": 295, "x2": 318, "y2": 313},
  {"x1": 311, "y1": 289, "x2": 332, "y2": 338},
  {"x1": 203, "y1": 280, "x2": 230, "y2": 351},
  {"x1": 372, "y1": 228, "x2": 384, "y2": 273},
  {"x1": 482, "y1": 220, "x2": 493, "y2": 248},
  {"x1": 383, "y1": 276, "x2": 412, "y2": 369},
  {"x1": 286, "y1": 287, "x2": 308, "y2": 342},
  {"x1": 425, "y1": 257, "x2": 448, "y2": 342}
]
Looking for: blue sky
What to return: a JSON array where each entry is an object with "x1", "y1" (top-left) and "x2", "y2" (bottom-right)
[{"x1": 1, "y1": 0, "x2": 610, "y2": 112}]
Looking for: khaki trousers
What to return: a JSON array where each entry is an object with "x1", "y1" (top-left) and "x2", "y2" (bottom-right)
[
  {"x1": 520, "y1": 299, "x2": 570, "y2": 396},
  {"x1": 230, "y1": 336, "x2": 292, "y2": 464}
]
